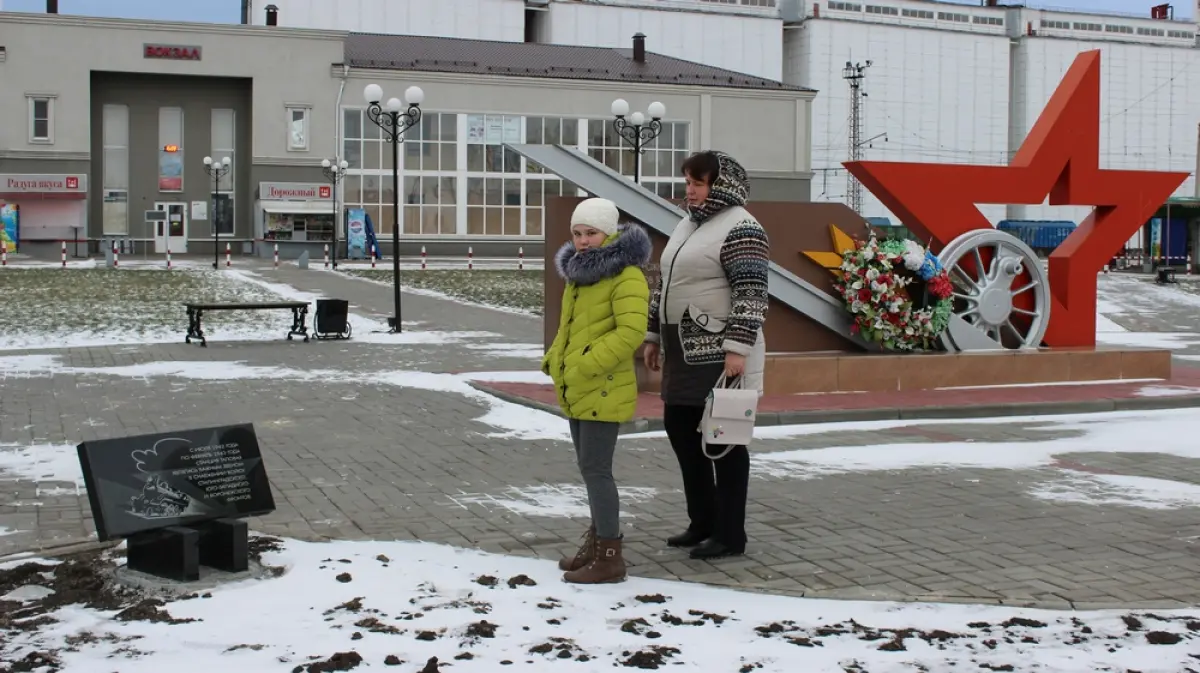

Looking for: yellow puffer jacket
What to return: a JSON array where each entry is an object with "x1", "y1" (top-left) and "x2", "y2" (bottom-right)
[{"x1": 542, "y1": 225, "x2": 652, "y2": 422}]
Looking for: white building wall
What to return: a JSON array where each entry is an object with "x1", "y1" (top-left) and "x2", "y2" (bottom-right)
[
  {"x1": 1010, "y1": 38, "x2": 1200, "y2": 222},
  {"x1": 250, "y1": 0, "x2": 526, "y2": 41},
  {"x1": 784, "y1": 19, "x2": 1010, "y2": 224},
  {"x1": 543, "y1": 2, "x2": 783, "y2": 80}
]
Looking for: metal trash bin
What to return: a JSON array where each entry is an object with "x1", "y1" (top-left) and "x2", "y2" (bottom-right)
[{"x1": 313, "y1": 299, "x2": 351, "y2": 340}]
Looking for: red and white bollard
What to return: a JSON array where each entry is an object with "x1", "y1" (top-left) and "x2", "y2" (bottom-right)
[
  {"x1": 370, "y1": 244, "x2": 377, "y2": 269},
  {"x1": 225, "y1": 242, "x2": 231, "y2": 268},
  {"x1": 323, "y1": 244, "x2": 329, "y2": 269},
  {"x1": 1, "y1": 243, "x2": 7, "y2": 267},
  {"x1": 61, "y1": 241, "x2": 67, "y2": 268},
  {"x1": 112, "y1": 242, "x2": 119, "y2": 269},
  {"x1": 420, "y1": 245, "x2": 427, "y2": 271},
  {"x1": 467, "y1": 246, "x2": 474, "y2": 271},
  {"x1": 518, "y1": 246, "x2": 524, "y2": 271},
  {"x1": 273, "y1": 243, "x2": 279, "y2": 269},
  {"x1": 166, "y1": 248, "x2": 172, "y2": 270}
]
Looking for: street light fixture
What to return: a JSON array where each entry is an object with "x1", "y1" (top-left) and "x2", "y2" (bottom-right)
[
  {"x1": 610, "y1": 98, "x2": 666, "y2": 184},
  {"x1": 363, "y1": 83, "x2": 424, "y2": 332},
  {"x1": 321, "y1": 158, "x2": 349, "y2": 269},
  {"x1": 202, "y1": 155, "x2": 232, "y2": 269}
]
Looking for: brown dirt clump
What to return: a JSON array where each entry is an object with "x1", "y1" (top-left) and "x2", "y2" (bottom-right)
[
  {"x1": 292, "y1": 651, "x2": 363, "y2": 672},
  {"x1": 114, "y1": 598, "x2": 197, "y2": 625},
  {"x1": 619, "y1": 646, "x2": 681, "y2": 669},
  {"x1": 466, "y1": 620, "x2": 498, "y2": 638}
]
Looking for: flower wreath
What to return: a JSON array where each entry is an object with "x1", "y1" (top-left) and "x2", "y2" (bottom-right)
[{"x1": 834, "y1": 237, "x2": 954, "y2": 351}]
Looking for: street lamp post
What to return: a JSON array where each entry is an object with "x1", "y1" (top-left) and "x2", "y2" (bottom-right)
[
  {"x1": 202, "y1": 156, "x2": 231, "y2": 269},
  {"x1": 362, "y1": 83, "x2": 424, "y2": 333},
  {"x1": 321, "y1": 158, "x2": 349, "y2": 269},
  {"x1": 610, "y1": 99, "x2": 666, "y2": 184}
]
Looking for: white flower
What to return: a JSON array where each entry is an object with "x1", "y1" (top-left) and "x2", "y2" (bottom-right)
[
  {"x1": 851, "y1": 300, "x2": 863, "y2": 312},
  {"x1": 902, "y1": 239, "x2": 925, "y2": 271},
  {"x1": 866, "y1": 268, "x2": 879, "y2": 281},
  {"x1": 851, "y1": 280, "x2": 863, "y2": 290}
]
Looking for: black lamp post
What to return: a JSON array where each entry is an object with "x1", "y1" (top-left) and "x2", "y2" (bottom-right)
[
  {"x1": 610, "y1": 98, "x2": 666, "y2": 184},
  {"x1": 203, "y1": 155, "x2": 231, "y2": 269},
  {"x1": 321, "y1": 158, "x2": 349, "y2": 269},
  {"x1": 363, "y1": 83, "x2": 424, "y2": 333}
]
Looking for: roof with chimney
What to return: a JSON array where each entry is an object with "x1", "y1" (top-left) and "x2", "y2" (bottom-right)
[{"x1": 344, "y1": 33, "x2": 813, "y2": 92}]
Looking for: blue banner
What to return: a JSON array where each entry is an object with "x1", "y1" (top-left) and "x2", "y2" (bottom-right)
[
  {"x1": 0, "y1": 204, "x2": 17, "y2": 251},
  {"x1": 346, "y1": 208, "x2": 368, "y2": 258}
]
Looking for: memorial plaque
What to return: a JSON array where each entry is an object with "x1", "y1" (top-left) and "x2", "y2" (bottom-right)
[{"x1": 77, "y1": 424, "x2": 275, "y2": 542}]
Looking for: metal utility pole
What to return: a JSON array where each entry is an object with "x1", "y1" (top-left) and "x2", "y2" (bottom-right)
[{"x1": 843, "y1": 60, "x2": 871, "y2": 215}]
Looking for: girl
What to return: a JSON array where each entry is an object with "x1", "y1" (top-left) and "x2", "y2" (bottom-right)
[{"x1": 542, "y1": 197, "x2": 651, "y2": 584}]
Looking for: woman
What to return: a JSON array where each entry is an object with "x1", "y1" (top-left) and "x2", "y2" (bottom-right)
[
  {"x1": 543, "y1": 197, "x2": 651, "y2": 584},
  {"x1": 642, "y1": 150, "x2": 769, "y2": 560}
]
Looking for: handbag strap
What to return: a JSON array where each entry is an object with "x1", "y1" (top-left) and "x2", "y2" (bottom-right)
[
  {"x1": 713, "y1": 372, "x2": 744, "y2": 390},
  {"x1": 701, "y1": 372, "x2": 742, "y2": 461}
]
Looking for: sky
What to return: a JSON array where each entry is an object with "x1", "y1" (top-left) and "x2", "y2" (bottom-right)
[{"x1": 1, "y1": 0, "x2": 1194, "y2": 23}]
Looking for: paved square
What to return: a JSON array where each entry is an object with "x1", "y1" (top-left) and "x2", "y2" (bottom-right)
[{"x1": 2, "y1": 264, "x2": 1199, "y2": 610}]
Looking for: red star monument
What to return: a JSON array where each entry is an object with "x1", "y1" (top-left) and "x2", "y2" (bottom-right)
[{"x1": 845, "y1": 50, "x2": 1189, "y2": 347}]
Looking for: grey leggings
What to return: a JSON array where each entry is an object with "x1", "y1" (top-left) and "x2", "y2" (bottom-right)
[{"x1": 568, "y1": 418, "x2": 621, "y2": 539}]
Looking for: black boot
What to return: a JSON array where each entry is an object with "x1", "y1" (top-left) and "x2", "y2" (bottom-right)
[
  {"x1": 666, "y1": 529, "x2": 709, "y2": 548},
  {"x1": 689, "y1": 537, "x2": 744, "y2": 560}
]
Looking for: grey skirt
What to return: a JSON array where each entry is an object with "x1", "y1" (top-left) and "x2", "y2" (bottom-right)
[{"x1": 660, "y1": 323, "x2": 725, "y2": 407}]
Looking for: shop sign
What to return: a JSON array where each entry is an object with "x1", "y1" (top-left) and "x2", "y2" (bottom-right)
[
  {"x1": 144, "y1": 44, "x2": 202, "y2": 61},
  {"x1": 0, "y1": 174, "x2": 87, "y2": 194},
  {"x1": 260, "y1": 182, "x2": 331, "y2": 201}
]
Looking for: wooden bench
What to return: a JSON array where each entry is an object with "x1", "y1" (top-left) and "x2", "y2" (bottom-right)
[{"x1": 184, "y1": 301, "x2": 310, "y2": 347}]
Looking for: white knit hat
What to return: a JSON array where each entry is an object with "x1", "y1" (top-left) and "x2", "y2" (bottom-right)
[{"x1": 570, "y1": 198, "x2": 620, "y2": 236}]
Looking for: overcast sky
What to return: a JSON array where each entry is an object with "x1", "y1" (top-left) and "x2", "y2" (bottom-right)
[{"x1": 3, "y1": 0, "x2": 1194, "y2": 22}]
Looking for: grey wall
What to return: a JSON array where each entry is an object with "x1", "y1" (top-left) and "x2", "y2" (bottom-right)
[
  {"x1": 88, "y1": 71, "x2": 253, "y2": 240},
  {"x1": 0, "y1": 158, "x2": 90, "y2": 175},
  {"x1": 751, "y1": 175, "x2": 812, "y2": 202}
]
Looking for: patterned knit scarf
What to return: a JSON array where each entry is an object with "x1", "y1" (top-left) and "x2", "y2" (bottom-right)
[{"x1": 686, "y1": 151, "x2": 750, "y2": 224}]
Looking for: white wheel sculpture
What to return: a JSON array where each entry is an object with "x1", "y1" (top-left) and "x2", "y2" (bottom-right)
[{"x1": 937, "y1": 229, "x2": 1051, "y2": 351}]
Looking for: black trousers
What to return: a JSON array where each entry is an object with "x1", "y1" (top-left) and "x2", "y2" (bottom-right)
[{"x1": 663, "y1": 404, "x2": 750, "y2": 549}]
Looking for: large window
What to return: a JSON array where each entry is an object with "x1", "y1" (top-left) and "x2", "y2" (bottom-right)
[
  {"x1": 339, "y1": 110, "x2": 686, "y2": 238},
  {"x1": 158, "y1": 107, "x2": 184, "y2": 192},
  {"x1": 101, "y1": 104, "x2": 129, "y2": 235},
  {"x1": 211, "y1": 109, "x2": 236, "y2": 235},
  {"x1": 403, "y1": 113, "x2": 457, "y2": 235},
  {"x1": 342, "y1": 109, "x2": 457, "y2": 234},
  {"x1": 28, "y1": 95, "x2": 54, "y2": 143},
  {"x1": 586, "y1": 119, "x2": 689, "y2": 184}
]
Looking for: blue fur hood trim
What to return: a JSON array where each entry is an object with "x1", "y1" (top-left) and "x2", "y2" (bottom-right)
[{"x1": 554, "y1": 224, "x2": 652, "y2": 286}]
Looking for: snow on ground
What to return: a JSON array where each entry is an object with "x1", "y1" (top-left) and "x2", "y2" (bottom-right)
[
  {"x1": 1096, "y1": 273, "x2": 1200, "y2": 349},
  {"x1": 2, "y1": 537, "x2": 1197, "y2": 673},
  {"x1": 0, "y1": 354, "x2": 563, "y2": 442},
  {"x1": 446, "y1": 484, "x2": 660, "y2": 518}
]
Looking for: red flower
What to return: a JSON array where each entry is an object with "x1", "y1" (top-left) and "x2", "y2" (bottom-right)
[
  {"x1": 857, "y1": 288, "x2": 872, "y2": 302},
  {"x1": 928, "y1": 274, "x2": 954, "y2": 299}
]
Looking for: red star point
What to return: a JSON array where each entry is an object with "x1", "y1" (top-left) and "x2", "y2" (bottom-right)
[{"x1": 844, "y1": 50, "x2": 1189, "y2": 347}]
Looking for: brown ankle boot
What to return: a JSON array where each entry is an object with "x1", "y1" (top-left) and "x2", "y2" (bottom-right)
[
  {"x1": 558, "y1": 524, "x2": 595, "y2": 572},
  {"x1": 562, "y1": 536, "x2": 626, "y2": 584}
]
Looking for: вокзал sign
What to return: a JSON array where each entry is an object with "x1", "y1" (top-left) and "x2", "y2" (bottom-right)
[{"x1": 144, "y1": 44, "x2": 202, "y2": 61}]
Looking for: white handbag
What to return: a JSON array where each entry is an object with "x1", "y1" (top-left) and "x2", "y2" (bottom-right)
[{"x1": 699, "y1": 374, "x2": 759, "y2": 460}]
